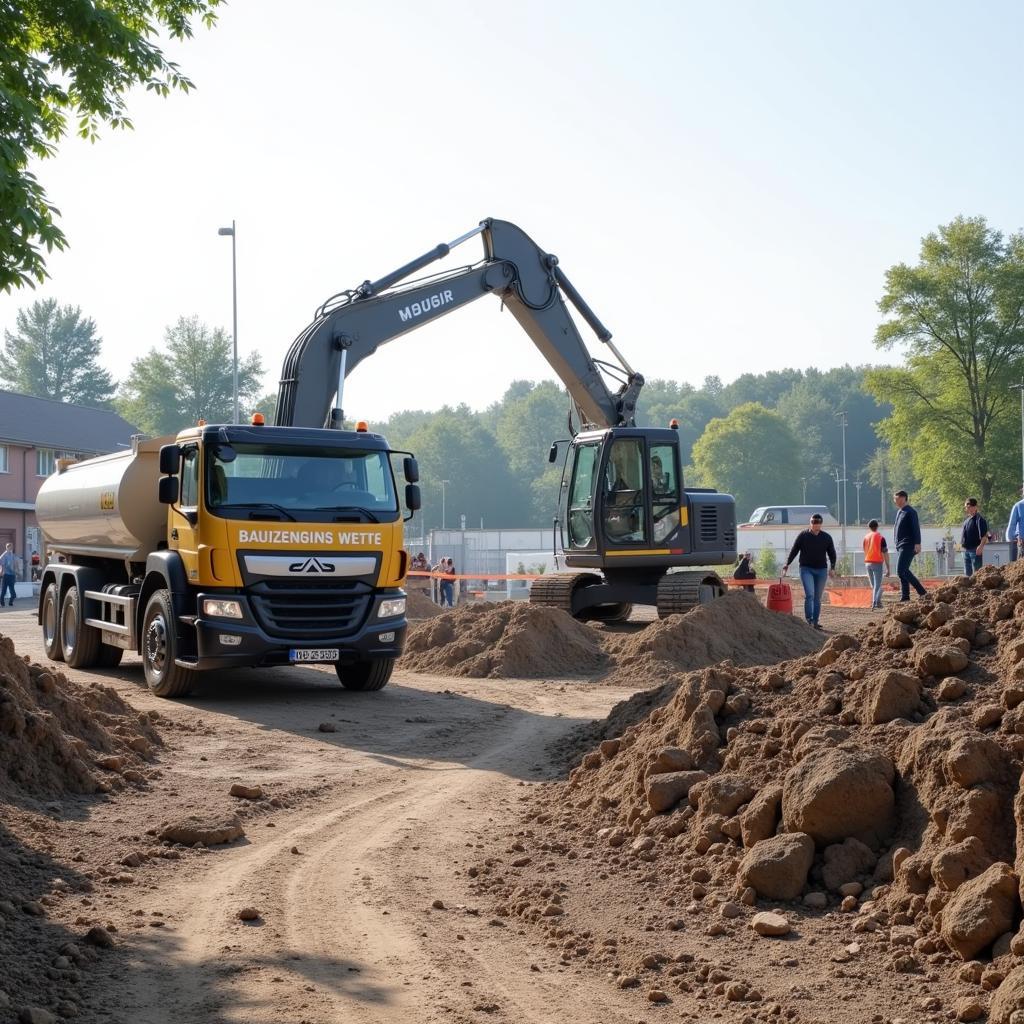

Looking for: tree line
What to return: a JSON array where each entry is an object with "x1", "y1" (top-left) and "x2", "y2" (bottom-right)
[{"x1": 4, "y1": 215, "x2": 1024, "y2": 534}]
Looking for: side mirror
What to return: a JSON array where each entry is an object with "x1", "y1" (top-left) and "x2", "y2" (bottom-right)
[
  {"x1": 548, "y1": 443, "x2": 558, "y2": 464},
  {"x1": 403, "y1": 456, "x2": 419, "y2": 483},
  {"x1": 159, "y1": 444, "x2": 181, "y2": 475},
  {"x1": 405, "y1": 483, "x2": 422, "y2": 511},
  {"x1": 158, "y1": 476, "x2": 179, "y2": 504}
]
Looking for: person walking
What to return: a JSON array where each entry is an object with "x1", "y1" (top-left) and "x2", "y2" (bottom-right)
[
  {"x1": 0, "y1": 543, "x2": 21, "y2": 607},
  {"x1": 440, "y1": 557, "x2": 455, "y2": 607},
  {"x1": 892, "y1": 490, "x2": 927, "y2": 601},
  {"x1": 1007, "y1": 486, "x2": 1024, "y2": 564},
  {"x1": 863, "y1": 520, "x2": 890, "y2": 609},
  {"x1": 960, "y1": 498, "x2": 989, "y2": 577},
  {"x1": 781, "y1": 513, "x2": 837, "y2": 630}
]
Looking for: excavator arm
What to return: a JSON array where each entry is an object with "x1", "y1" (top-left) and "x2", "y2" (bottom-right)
[{"x1": 275, "y1": 219, "x2": 644, "y2": 431}]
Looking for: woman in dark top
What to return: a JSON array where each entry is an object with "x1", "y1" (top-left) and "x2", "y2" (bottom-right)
[
  {"x1": 782, "y1": 514, "x2": 837, "y2": 629},
  {"x1": 733, "y1": 552, "x2": 756, "y2": 593}
]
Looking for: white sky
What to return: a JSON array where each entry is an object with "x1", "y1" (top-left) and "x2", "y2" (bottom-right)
[{"x1": 2, "y1": 0, "x2": 1022, "y2": 422}]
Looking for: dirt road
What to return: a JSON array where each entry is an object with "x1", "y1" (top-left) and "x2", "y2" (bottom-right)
[{"x1": 0, "y1": 607, "x2": 647, "y2": 1024}]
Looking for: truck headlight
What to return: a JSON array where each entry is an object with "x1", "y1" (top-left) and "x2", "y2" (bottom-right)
[
  {"x1": 377, "y1": 597, "x2": 406, "y2": 619},
  {"x1": 202, "y1": 599, "x2": 244, "y2": 619}
]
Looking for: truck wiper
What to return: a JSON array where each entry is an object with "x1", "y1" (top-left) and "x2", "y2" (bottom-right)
[
  {"x1": 310, "y1": 506, "x2": 380, "y2": 523},
  {"x1": 223, "y1": 502, "x2": 297, "y2": 522}
]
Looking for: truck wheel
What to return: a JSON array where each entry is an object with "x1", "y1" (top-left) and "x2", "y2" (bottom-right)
[
  {"x1": 61, "y1": 586, "x2": 101, "y2": 669},
  {"x1": 335, "y1": 658, "x2": 394, "y2": 691},
  {"x1": 97, "y1": 644, "x2": 124, "y2": 668},
  {"x1": 42, "y1": 583, "x2": 64, "y2": 662},
  {"x1": 142, "y1": 590, "x2": 193, "y2": 698}
]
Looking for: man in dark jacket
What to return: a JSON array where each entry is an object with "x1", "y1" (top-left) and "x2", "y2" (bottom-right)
[
  {"x1": 893, "y1": 490, "x2": 927, "y2": 601},
  {"x1": 782, "y1": 514, "x2": 837, "y2": 629},
  {"x1": 960, "y1": 498, "x2": 989, "y2": 577},
  {"x1": 733, "y1": 552, "x2": 756, "y2": 593}
]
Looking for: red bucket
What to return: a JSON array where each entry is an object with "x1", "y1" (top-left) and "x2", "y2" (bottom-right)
[{"x1": 766, "y1": 579, "x2": 793, "y2": 614}]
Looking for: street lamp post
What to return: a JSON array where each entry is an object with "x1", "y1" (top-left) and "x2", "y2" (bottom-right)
[
  {"x1": 854, "y1": 479, "x2": 862, "y2": 526},
  {"x1": 1011, "y1": 379, "x2": 1024, "y2": 490},
  {"x1": 835, "y1": 411, "x2": 848, "y2": 557},
  {"x1": 218, "y1": 221, "x2": 238, "y2": 424},
  {"x1": 800, "y1": 477, "x2": 808, "y2": 504},
  {"x1": 441, "y1": 479, "x2": 451, "y2": 530},
  {"x1": 833, "y1": 468, "x2": 841, "y2": 530}
]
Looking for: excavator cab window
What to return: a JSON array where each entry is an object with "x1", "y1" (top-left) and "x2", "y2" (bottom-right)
[
  {"x1": 603, "y1": 438, "x2": 647, "y2": 545},
  {"x1": 650, "y1": 442, "x2": 681, "y2": 542},
  {"x1": 566, "y1": 442, "x2": 599, "y2": 549}
]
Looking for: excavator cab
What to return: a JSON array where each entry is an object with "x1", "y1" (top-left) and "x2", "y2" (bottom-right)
[{"x1": 532, "y1": 426, "x2": 736, "y2": 620}]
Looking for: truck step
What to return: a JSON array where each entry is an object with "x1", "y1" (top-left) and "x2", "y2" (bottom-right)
[{"x1": 173, "y1": 656, "x2": 199, "y2": 669}]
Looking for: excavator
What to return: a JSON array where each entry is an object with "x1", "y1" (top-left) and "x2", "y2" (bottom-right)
[{"x1": 279, "y1": 218, "x2": 737, "y2": 621}]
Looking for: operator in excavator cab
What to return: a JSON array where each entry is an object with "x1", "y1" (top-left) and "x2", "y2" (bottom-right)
[{"x1": 605, "y1": 451, "x2": 640, "y2": 541}]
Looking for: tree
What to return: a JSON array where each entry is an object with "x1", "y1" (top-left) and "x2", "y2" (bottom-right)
[
  {"x1": 116, "y1": 316, "x2": 263, "y2": 434},
  {"x1": 0, "y1": 298, "x2": 115, "y2": 406},
  {"x1": 866, "y1": 217, "x2": 1024, "y2": 518},
  {"x1": 1, "y1": 1, "x2": 222, "y2": 291},
  {"x1": 690, "y1": 403, "x2": 802, "y2": 518},
  {"x1": 252, "y1": 392, "x2": 278, "y2": 425}
]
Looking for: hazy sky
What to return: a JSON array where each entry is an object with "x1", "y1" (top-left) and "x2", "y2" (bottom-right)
[{"x1": 2, "y1": 0, "x2": 1022, "y2": 423}]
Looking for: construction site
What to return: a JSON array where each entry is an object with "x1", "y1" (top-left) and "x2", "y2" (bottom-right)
[{"x1": 3, "y1": 566, "x2": 1024, "y2": 1023}]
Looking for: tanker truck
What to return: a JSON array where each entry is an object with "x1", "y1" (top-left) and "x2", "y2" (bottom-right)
[{"x1": 36, "y1": 420, "x2": 421, "y2": 697}]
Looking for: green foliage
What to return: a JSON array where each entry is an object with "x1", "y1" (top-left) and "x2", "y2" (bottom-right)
[
  {"x1": 116, "y1": 316, "x2": 263, "y2": 434},
  {"x1": 0, "y1": 0, "x2": 222, "y2": 291},
  {"x1": 252, "y1": 392, "x2": 277, "y2": 425},
  {"x1": 754, "y1": 547, "x2": 778, "y2": 578},
  {"x1": 691, "y1": 403, "x2": 802, "y2": 519},
  {"x1": 921, "y1": 554, "x2": 936, "y2": 577},
  {"x1": 836, "y1": 555, "x2": 852, "y2": 577},
  {"x1": 0, "y1": 298, "x2": 114, "y2": 406},
  {"x1": 866, "y1": 216, "x2": 1024, "y2": 519}
]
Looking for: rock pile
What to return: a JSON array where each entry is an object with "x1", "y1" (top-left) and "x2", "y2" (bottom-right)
[{"x1": 472, "y1": 564, "x2": 1024, "y2": 1018}]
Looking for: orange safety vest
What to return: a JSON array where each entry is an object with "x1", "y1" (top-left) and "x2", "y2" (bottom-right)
[{"x1": 863, "y1": 531, "x2": 884, "y2": 563}]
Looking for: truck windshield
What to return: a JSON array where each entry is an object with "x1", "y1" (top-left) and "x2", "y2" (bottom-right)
[{"x1": 206, "y1": 443, "x2": 398, "y2": 521}]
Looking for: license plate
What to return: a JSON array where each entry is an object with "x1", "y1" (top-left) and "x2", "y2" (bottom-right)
[{"x1": 289, "y1": 648, "x2": 340, "y2": 663}]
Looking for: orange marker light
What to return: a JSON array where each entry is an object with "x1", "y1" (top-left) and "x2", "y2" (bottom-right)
[
  {"x1": 251, "y1": 413, "x2": 265, "y2": 426},
  {"x1": 355, "y1": 420, "x2": 369, "y2": 432},
  {"x1": 669, "y1": 418, "x2": 679, "y2": 430}
]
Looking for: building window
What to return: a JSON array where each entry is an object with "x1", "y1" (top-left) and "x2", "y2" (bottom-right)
[
  {"x1": 0, "y1": 445, "x2": 8, "y2": 473},
  {"x1": 37, "y1": 448, "x2": 56, "y2": 477}
]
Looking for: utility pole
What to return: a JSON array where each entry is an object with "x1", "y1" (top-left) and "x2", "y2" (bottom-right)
[
  {"x1": 1011, "y1": 379, "x2": 1024, "y2": 490},
  {"x1": 854, "y1": 479, "x2": 862, "y2": 526},
  {"x1": 879, "y1": 457, "x2": 886, "y2": 526},
  {"x1": 833, "y1": 468, "x2": 841, "y2": 529},
  {"x1": 835, "y1": 411, "x2": 848, "y2": 557},
  {"x1": 217, "y1": 221, "x2": 238, "y2": 424},
  {"x1": 800, "y1": 477, "x2": 808, "y2": 504},
  {"x1": 441, "y1": 479, "x2": 450, "y2": 530}
]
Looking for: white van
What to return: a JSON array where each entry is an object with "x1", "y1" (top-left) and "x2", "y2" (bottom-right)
[{"x1": 741, "y1": 504, "x2": 838, "y2": 527}]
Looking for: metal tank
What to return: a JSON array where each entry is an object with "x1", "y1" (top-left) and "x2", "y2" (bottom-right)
[{"x1": 35, "y1": 436, "x2": 169, "y2": 562}]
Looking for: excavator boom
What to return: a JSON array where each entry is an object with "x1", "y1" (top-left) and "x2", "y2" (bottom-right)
[{"x1": 276, "y1": 219, "x2": 643, "y2": 431}]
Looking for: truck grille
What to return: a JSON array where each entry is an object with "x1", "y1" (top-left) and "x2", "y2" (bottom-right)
[{"x1": 249, "y1": 580, "x2": 371, "y2": 640}]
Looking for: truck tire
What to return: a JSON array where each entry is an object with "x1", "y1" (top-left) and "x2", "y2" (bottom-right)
[
  {"x1": 60, "y1": 586, "x2": 101, "y2": 669},
  {"x1": 142, "y1": 590, "x2": 193, "y2": 698},
  {"x1": 97, "y1": 644, "x2": 124, "y2": 669},
  {"x1": 335, "y1": 657, "x2": 394, "y2": 692},
  {"x1": 42, "y1": 583, "x2": 64, "y2": 662}
]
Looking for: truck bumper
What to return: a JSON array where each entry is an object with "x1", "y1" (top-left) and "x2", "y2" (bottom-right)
[{"x1": 190, "y1": 590, "x2": 407, "y2": 671}]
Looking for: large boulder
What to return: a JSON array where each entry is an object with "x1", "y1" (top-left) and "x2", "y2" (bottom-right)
[
  {"x1": 697, "y1": 773, "x2": 755, "y2": 817},
  {"x1": 782, "y1": 747, "x2": 895, "y2": 847},
  {"x1": 646, "y1": 770, "x2": 708, "y2": 814},
  {"x1": 914, "y1": 643, "x2": 970, "y2": 678},
  {"x1": 940, "y1": 861, "x2": 1018, "y2": 960},
  {"x1": 945, "y1": 735, "x2": 1009, "y2": 789},
  {"x1": 738, "y1": 832, "x2": 815, "y2": 900},
  {"x1": 741, "y1": 785, "x2": 783, "y2": 848},
  {"x1": 860, "y1": 670, "x2": 920, "y2": 724},
  {"x1": 931, "y1": 836, "x2": 994, "y2": 893}
]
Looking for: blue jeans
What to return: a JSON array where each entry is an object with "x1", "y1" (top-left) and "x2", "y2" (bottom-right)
[
  {"x1": 799, "y1": 566, "x2": 827, "y2": 624},
  {"x1": 440, "y1": 581, "x2": 454, "y2": 606},
  {"x1": 866, "y1": 562, "x2": 884, "y2": 608},
  {"x1": 964, "y1": 549, "x2": 982, "y2": 576},
  {"x1": 896, "y1": 547, "x2": 925, "y2": 600},
  {"x1": 0, "y1": 574, "x2": 15, "y2": 605}
]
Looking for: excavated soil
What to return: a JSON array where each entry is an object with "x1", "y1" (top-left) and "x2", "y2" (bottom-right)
[
  {"x1": 405, "y1": 589, "x2": 444, "y2": 619},
  {"x1": 467, "y1": 563, "x2": 1024, "y2": 1022},
  {"x1": 400, "y1": 592, "x2": 825, "y2": 682},
  {"x1": 399, "y1": 602, "x2": 608, "y2": 678}
]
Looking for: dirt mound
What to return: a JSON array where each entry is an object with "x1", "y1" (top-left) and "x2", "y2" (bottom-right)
[
  {"x1": 0, "y1": 631, "x2": 161, "y2": 800},
  {"x1": 399, "y1": 602, "x2": 607, "y2": 678},
  {"x1": 406, "y1": 589, "x2": 444, "y2": 619},
  {"x1": 601, "y1": 591, "x2": 824, "y2": 684},
  {"x1": 470, "y1": 563, "x2": 1024, "y2": 1014}
]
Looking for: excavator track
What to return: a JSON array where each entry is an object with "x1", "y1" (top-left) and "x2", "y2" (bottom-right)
[
  {"x1": 528, "y1": 572, "x2": 600, "y2": 615},
  {"x1": 656, "y1": 571, "x2": 726, "y2": 618}
]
